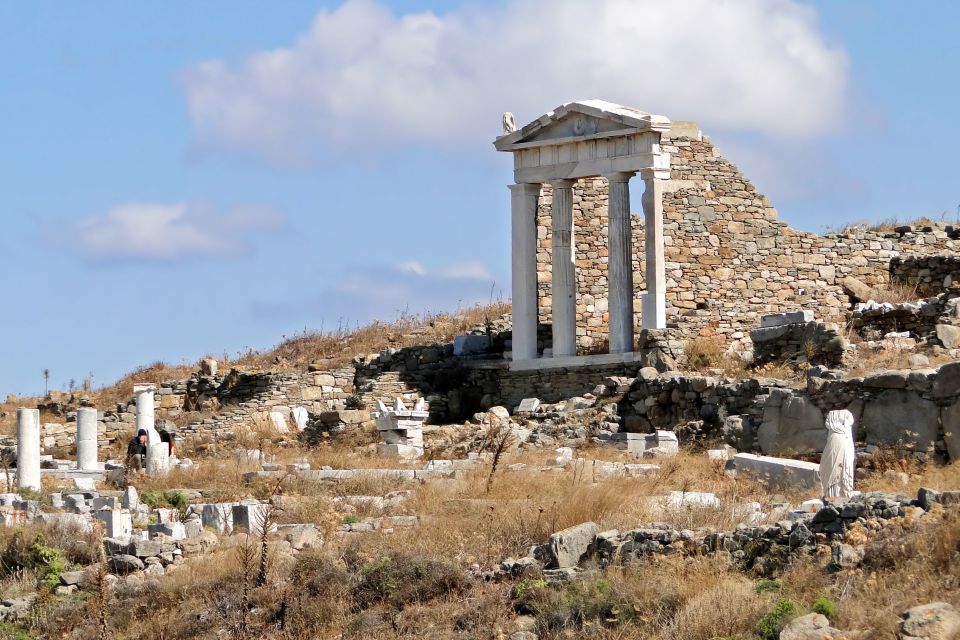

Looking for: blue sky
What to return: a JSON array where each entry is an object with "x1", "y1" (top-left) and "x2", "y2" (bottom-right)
[{"x1": 1, "y1": 0, "x2": 958, "y2": 396}]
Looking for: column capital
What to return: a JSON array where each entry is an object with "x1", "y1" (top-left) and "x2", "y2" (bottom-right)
[
  {"x1": 548, "y1": 178, "x2": 576, "y2": 189},
  {"x1": 603, "y1": 171, "x2": 635, "y2": 183},
  {"x1": 508, "y1": 182, "x2": 541, "y2": 193}
]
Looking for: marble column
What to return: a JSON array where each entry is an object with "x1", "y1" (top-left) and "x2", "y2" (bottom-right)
[
  {"x1": 134, "y1": 384, "x2": 160, "y2": 444},
  {"x1": 550, "y1": 179, "x2": 577, "y2": 357},
  {"x1": 606, "y1": 172, "x2": 636, "y2": 353},
  {"x1": 146, "y1": 442, "x2": 170, "y2": 476},
  {"x1": 510, "y1": 182, "x2": 541, "y2": 362},
  {"x1": 641, "y1": 175, "x2": 667, "y2": 329},
  {"x1": 16, "y1": 408, "x2": 41, "y2": 492},
  {"x1": 76, "y1": 407, "x2": 99, "y2": 471}
]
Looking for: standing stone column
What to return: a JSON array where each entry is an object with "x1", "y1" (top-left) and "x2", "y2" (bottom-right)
[
  {"x1": 550, "y1": 179, "x2": 577, "y2": 357},
  {"x1": 641, "y1": 175, "x2": 667, "y2": 329},
  {"x1": 16, "y1": 408, "x2": 41, "y2": 492},
  {"x1": 76, "y1": 407, "x2": 99, "y2": 471},
  {"x1": 146, "y1": 443, "x2": 170, "y2": 476},
  {"x1": 134, "y1": 384, "x2": 160, "y2": 444},
  {"x1": 510, "y1": 182, "x2": 541, "y2": 362},
  {"x1": 606, "y1": 172, "x2": 636, "y2": 353}
]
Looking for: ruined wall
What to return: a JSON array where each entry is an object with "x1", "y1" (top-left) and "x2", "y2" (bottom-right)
[{"x1": 534, "y1": 123, "x2": 960, "y2": 351}]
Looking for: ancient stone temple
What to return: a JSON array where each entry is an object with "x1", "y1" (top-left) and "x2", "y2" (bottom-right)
[
  {"x1": 498, "y1": 99, "x2": 960, "y2": 360},
  {"x1": 495, "y1": 100, "x2": 672, "y2": 371}
]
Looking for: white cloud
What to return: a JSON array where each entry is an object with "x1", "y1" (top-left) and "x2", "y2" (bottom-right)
[
  {"x1": 66, "y1": 202, "x2": 284, "y2": 262},
  {"x1": 252, "y1": 259, "x2": 502, "y2": 325},
  {"x1": 182, "y1": 0, "x2": 848, "y2": 161}
]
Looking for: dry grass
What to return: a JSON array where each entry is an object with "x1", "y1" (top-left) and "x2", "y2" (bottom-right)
[
  {"x1": 842, "y1": 344, "x2": 955, "y2": 378},
  {"x1": 863, "y1": 280, "x2": 924, "y2": 304},
  {"x1": 827, "y1": 214, "x2": 950, "y2": 235},
  {"x1": 6, "y1": 439, "x2": 959, "y2": 639},
  {"x1": 0, "y1": 302, "x2": 509, "y2": 437}
]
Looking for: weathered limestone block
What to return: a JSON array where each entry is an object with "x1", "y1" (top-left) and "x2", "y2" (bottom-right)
[
  {"x1": 758, "y1": 391, "x2": 825, "y2": 455},
  {"x1": 733, "y1": 453, "x2": 819, "y2": 490},
  {"x1": 861, "y1": 389, "x2": 939, "y2": 450},
  {"x1": 779, "y1": 613, "x2": 844, "y2": 640},
  {"x1": 548, "y1": 522, "x2": 598, "y2": 569},
  {"x1": 899, "y1": 602, "x2": 960, "y2": 640},
  {"x1": 942, "y1": 400, "x2": 960, "y2": 462},
  {"x1": 937, "y1": 323, "x2": 960, "y2": 349}
]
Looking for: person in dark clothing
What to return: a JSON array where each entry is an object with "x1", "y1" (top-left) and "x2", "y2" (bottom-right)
[
  {"x1": 158, "y1": 427, "x2": 176, "y2": 456},
  {"x1": 127, "y1": 429, "x2": 148, "y2": 471}
]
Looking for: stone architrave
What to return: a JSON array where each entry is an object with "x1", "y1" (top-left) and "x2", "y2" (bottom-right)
[
  {"x1": 134, "y1": 384, "x2": 161, "y2": 444},
  {"x1": 16, "y1": 408, "x2": 41, "y2": 492},
  {"x1": 861, "y1": 389, "x2": 939, "y2": 450},
  {"x1": 76, "y1": 407, "x2": 99, "y2": 471}
]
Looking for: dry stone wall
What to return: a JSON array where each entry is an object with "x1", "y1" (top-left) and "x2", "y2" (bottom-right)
[{"x1": 534, "y1": 123, "x2": 960, "y2": 352}]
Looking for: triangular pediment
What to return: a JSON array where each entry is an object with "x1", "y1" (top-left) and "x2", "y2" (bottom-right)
[{"x1": 495, "y1": 99, "x2": 670, "y2": 151}]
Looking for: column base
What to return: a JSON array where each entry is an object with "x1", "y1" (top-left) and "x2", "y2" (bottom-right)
[{"x1": 509, "y1": 351, "x2": 643, "y2": 372}]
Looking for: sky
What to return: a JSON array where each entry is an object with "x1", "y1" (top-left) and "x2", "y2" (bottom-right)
[{"x1": 1, "y1": 0, "x2": 958, "y2": 396}]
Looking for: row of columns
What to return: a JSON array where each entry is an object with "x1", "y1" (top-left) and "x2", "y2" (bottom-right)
[
  {"x1": 15, "y1": 407, "x2": 99, "y2": 492},
  {"x1": 15, "y1": 385, "x2": 167, "y2": 491},
  {"x1": 511, "y1": 173, "x2": 665, "y2": 362}
]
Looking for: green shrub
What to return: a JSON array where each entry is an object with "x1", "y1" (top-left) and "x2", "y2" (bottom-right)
[
  {"x1": 164, "y1": 491, "x2": 190, "y2": 520},
  {"x1": 30, "y1": 540, "x2": 67, "y2": 589},
  {"x1": 354, "y1": 552, "x2": 465, "y2": 609},
  {"x1": 140, "y1": 490, "x2": 163, "y2": 508},
  {"x1": 811, "y1": 595, "x2": 838, "y2": 620},
  {"x1": 516, "y1": 577, "x2": 637, "y2": 630},
  {"x1": 512, "y1": 577, "x2": 548, "y2": 600},
  {"x1": 754, "y1": 579, "x2": 782, "y2": 593},
  {"x1": 341, "y1": 514, "x2": 361, "y2": 525},
  {"x1": 757, "y1": 598, "x2": 798, "y2": 640}
]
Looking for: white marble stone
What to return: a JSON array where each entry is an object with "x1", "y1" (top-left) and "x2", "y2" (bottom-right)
[
  {"x1": 733, "y1": 453, "x2": 820, "y2": 490},
  {"x1": 496, "y1": 100, "x2": 672, "y2": 366},
  {"x1": 96, "y1": 508, "x2": 133, "y2": 540},
  {"x1": 16, "y1": 409, "x2": 41, "y2": 492},
  {"x1": 146, "y1": 442, "x2": 170, "y2": 476},
  {"x1": 551, "y1": 178, "x2": 577, "y2": 357},
  {"x1": 641, "y1": 176, "x2": 667, "y2": 329},
  {"x1": 269, "y1": 411, "x2": 289, "y2": 433},
  {"x1": 134, "y1": 384, "x2": 161, "y2": 444},
  {"x1": 606, "y1": 171, "x2": 636, "y2": 353},
  {"x1": 510, "y1": 182, "x2": 541, "y2": 362},
  {"x1": 290, "y1": 407, "x2": 309, "y2": 431},
  {"x1": 76, "y1": 407, "x2": 99, "y2": 471}
]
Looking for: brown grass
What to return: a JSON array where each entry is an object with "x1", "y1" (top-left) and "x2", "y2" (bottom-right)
[
  {"x1": 0, "y1": 302, "x2": 510, "y2": 438},
  {"x1": 827, "y1": 214, "x2": 949, "y2": 235}
]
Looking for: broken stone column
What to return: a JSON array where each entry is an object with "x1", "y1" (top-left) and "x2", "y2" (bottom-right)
[
  {"x1": 76, "y1": 407, "x2": 99, "y2": 471},
  {"x1": 373, "y1": 398, "x2": 428, "y2": 459},
  {"x1": 134, "y1": 384, "x2": 161, "y2": 444},
  {"x1": 16, "y1": 408, "x2": 41, "y2": 492},
  {"x1": 145, "y1": 442, "x2": 170, "y2": 476}
]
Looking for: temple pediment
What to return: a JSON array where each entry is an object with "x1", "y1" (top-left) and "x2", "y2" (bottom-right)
[{"x1": 494, "y1": 99, "x2": 670, "y2": 151}]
